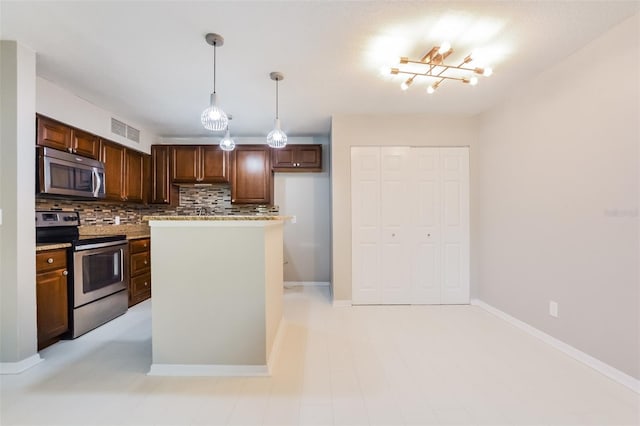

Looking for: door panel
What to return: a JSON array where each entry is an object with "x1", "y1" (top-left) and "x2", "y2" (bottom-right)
[{"x1": 351, "y1": 148, "x2": 380, "y2": 304}]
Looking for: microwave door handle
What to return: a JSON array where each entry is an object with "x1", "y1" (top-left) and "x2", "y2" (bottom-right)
[{"x1": 92, "y1": 168, "x2": 102, "y2": 197}]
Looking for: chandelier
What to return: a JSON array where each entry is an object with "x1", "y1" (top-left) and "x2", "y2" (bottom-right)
[{"x1": 387, "y1": 42, "x2": 493, "y2": 93}]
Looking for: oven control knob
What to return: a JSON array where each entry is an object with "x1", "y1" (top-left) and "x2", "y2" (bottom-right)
[{"x1": 47, "y1": 258, "x2": 54, "y2": 264}]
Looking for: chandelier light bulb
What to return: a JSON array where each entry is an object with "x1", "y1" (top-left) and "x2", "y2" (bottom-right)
[
  {"x1": 469, "y1": 76, "x2": 479, "y2": 86},
  {"x1": 426, "y1": 85, "x2": 435, "y2": 94},
  {"x1": 483, "y1": 67, "x2": 493, "y2": 77},
  {"x1": 400, "y1": 79, "x2": 413, "y2": 91},
  {"x1": 438, "y1": 42, "x2": 451, "y2": 54}
]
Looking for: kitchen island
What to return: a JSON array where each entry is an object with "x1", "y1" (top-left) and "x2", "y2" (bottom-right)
[{"x1": 143, "y1": 215, "x2": 289, "y2": 376}]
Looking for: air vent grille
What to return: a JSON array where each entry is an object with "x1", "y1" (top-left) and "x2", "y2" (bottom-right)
[
  {"x1": 111, "y1": 117, "x2": 140, "y2": 143},
  {"x1": 111, "y1": 118, "x2": 127, "y2": 137}
]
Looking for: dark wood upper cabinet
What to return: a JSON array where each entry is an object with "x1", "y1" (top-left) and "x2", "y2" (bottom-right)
[
  {"x1": 231, "y1": 145, "x2": 273, "y2": 204},
  {"x1": 272, "y1": 144, "x2": 322, "y2": 172},
  {"x1": 100, "y1": 140, "x2": 125, "y2": 201},
  {"x1": 101, "y1": 139, "x2": 148, "y2": 203},
  {"x1": 150, "y1": 145, "x2": 177, "y2": 205},
  {"x1": 124, "y1": 149, "x2": 145, "y2": 203},
  {"x1": 201, "y1": 145, "x2": 229, "y2": 183},
  {"x1": 36, "y1": 115, "x2": 99, "y2": 159},
  {"x1": 37, "y1": 115, "x2": 72, "y2": 152},
  {"x1": 71, "y1": 128, "x2": 100, "y2": 159},
  {"x1": 170, "y1": 145, "x2": 228, "y2": 184}
]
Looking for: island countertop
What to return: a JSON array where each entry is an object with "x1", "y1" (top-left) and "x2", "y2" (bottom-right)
[{"x1": 143, "y1": 215, "x2": 292, "y2": 221}]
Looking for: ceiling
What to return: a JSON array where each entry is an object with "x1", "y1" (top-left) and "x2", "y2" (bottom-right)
[{"x1": 2, "y1": 1, "x2": 638, "y2": 138}]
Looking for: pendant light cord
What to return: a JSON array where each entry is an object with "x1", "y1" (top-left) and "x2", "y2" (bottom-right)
[
  {"x1": 213, "y1": 43, "x2": 217, "y2": 94},
  {"x1": 275, "y1": 78, "x2": 279, "y2": 119}
]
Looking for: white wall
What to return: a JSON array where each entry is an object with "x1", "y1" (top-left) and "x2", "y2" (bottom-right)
[
  {"x1": 0, "y1": 41, "x2": 38, "y2": 366},
  {"x1": 477, "y1": 14, "x2": 639, "y2": 379},
  {"x1": 160, "y1": 135, "x2": 332, "y2": 284},
  {"x1": 37, "y1": 77, "x2": 158, "y2": 153},
  {"x1": 330, "y1": 114, "x2": 480, "y2": 301}
]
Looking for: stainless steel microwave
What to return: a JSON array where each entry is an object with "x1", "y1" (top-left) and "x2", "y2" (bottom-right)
[{"x1": 37, "y1": 147, "x2": 106, "y2": 199}]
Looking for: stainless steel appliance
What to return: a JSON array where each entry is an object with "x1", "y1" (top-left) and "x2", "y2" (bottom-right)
[
  {"x1": 37, "y1": 147, "x2": 106, "y2": 199},
  {"x1": 36, "y1": 211, "x2": 128, "y2": 338}
]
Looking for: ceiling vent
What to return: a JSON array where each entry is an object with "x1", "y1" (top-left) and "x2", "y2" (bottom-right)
[{"x1": 111, "y1": 118, "x2": 140, "y2": 143}]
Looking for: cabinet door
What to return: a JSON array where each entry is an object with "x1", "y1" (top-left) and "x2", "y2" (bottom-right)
[
  {"x1": 71, "y1": 129, "x2": 100, "y2": 159},
  {"x1": 170, "y1": 146, "x2": 199, "y2": 183},
  {"x1": 100, "y1": 140, "x2": 125, "y2": 201},
  {"x1": 272, "y1": 147, "x2": 296, "y2": 168},
  {"x1": 271, "y1": 145, "x2": 322, "y2": 172},
  {"x1": 296, "y1": 145, "x2": 322, "y2": 170},
  {"x1": 124, "y1": 149, "x2": 144, "y2": 203},
  {"x1": 151, "y1": 145, "x2": 174, "y2": 204},
  {"x1": 36, "y1": 269, "x2": 68, "y2": 350},
  {"x1": 231, "y1": 145, "x2": 273, "y2": 204},
  {"x1": 200, "y1": 146, "x2": 229, "y2": 183},
  {"x1": 37, "y1": 116, "x2": 72, "y2": 152}
]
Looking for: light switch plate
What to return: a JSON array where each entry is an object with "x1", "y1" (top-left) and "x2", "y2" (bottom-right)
[{"x1": 549, "y1": 301, "x2": 559, "y2": 318}]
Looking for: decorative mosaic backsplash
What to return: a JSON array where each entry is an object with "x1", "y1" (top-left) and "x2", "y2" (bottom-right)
[{"x1": 35, "y1": 184, "x2": 278, "y2": 225}]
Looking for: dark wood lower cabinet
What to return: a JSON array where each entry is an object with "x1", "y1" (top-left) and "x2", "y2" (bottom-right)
[
  {"x1": 129, "y1": 238, "x2": 151, "y2": 306},
  {"x1": 36, "y1": 249, "x2": 69, "y2": 350}
]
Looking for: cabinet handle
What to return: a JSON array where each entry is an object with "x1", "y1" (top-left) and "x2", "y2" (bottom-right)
[
  {"x1": 62, "y1": 270, "x2": 68, "y2": 276},
  {"x1": 144, "y1": 260, "x2": 148, "y2": 265},
  {"x1": 67, "y1": 147, "x2": 73, "y2": 153},
  {"x1": 143, "y1": 243, "x2": 147, "y2": 248},
  {"x1": 144, "y1": 282, "x2": 148, "y2": 287},
  {"x1": 47, "y1": 258, "x2": 54, "y2": 264}
]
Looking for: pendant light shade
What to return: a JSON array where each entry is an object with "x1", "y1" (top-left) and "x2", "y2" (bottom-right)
[
  {"x1": 267, "y1": 118, "x2": 287, "y2": 149},
  {"x1": 267, "y1": 72, "x2": 287, "y2": 149},
  {"x1": 201, "y1": 33, "x2": 228, "y2": 132},
  {"x1": 219, "y1": 124, "x2": 236, "y2": 152}
]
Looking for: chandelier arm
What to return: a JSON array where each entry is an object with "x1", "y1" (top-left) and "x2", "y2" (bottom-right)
[{"x1": 395, "y1": 69, "x2": 466, "y2": 81}]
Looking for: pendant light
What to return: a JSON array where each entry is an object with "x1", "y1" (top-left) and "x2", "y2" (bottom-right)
[
  {"x1": 267, "y1": 72, "x2": 287, "y2": 149},
  {"x1": 219, "y1": 116, "x2": 236, "y2": 152},
  {"x1": 201, "y1": 33, "x2": 228, "y2": 132}
]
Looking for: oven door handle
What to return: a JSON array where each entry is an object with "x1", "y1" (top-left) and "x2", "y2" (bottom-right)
[
  {"x1": 75, "y1": 240, "x2": 127, "y2": 251},
  {"x1": 92, "y1": 168, "x2": 102, "y2": 198}
]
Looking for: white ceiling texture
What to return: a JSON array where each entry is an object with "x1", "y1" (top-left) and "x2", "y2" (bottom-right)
[{"x1": 2, "y1": 1, "x2": 638, "y2": 138}]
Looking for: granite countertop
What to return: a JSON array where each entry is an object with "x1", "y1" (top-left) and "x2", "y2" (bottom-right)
[
  {"x1": 79, "y1": 224, "x2": 150, "y2": 239},
  {"x1": 36, "y1": 242, "x2": 72, "y2": 252},
  {"x1": 143, "y1": 215, "x2": 292, "y2": 221}
]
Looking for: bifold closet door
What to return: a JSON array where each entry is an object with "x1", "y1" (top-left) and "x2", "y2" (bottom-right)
[
  {"x1": 410, "y1": 147, "x2": 469, "y2": 304},
  {"x1": 351, "y1": 146, "x2": 469, "y2": 305}
]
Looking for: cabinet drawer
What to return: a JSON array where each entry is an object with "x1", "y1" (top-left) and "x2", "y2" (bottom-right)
[
  {"x1": 131, "y1": 272, "x2": 151, "y2": 298},
  {"x1": 131, "y1": 251, "x2": 150, "y2": 275},
  {"x1": 36, "y1": 249, "x2": 67, "y2": 273},
  {"x1": 130, "y1": 238, "x2": 150, "y2": 254}
]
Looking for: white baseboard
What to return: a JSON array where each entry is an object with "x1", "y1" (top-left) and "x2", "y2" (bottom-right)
[
  {"x1": 471, "y1": 298, "x2": 640, "y2": 394},
  {"x1": 148, "y1": 363, "x2": 269, "y2": 377},
  {"x1": 0, "y1": 354, "x2": 43, "y2": 374},
  {"x1": 332, "y1": 299, "x2": 352, "y2": 307},
  {"x1": 284, "y1": 281, "x2": 330, "y2": 287}
]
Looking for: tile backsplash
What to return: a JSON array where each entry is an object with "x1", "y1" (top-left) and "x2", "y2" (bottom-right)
[{"x1": 35, "y1": 184, "x2": 278, "y2": 225}]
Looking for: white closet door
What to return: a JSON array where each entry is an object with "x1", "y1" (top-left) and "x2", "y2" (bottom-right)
[
  {"x1": 351, "y1": 147, "x2": 381, "y2": 304},
  {"x1": 440, "y1": 148, "x2": 470, "y2": 304},
  {"x1": 410, "y1": 148, "x2": 442, "y2": 304},
  {"x1": 380, "y1": 147, "x2": 411, "y2": 303}
]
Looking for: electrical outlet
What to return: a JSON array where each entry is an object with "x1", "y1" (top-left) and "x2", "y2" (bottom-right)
[
  {"x1": 114, "y1": 215, "x2": 120, "y2": 225},
  {"x1": 549, "y1": 301, "x2": 559, "y2": 318}
]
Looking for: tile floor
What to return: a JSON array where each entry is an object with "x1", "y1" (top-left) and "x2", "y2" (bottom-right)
[{"x1": 1, "y1": 286, "x2": 638, "y2": 425}]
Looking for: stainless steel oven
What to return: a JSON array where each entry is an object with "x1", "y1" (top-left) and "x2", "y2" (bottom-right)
[
  {"x1": 36, "y1": 211, "x2": 129, "y2": 339},
  {"x1": 71, "y1": 238, "x2": 129, "y2": 338},
  {"x1": 73, "y1": 240, "x2": 128, "y2": 307},
  {"x1": 37, "y1": 147, "x2": 105, "y2": 199}
]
